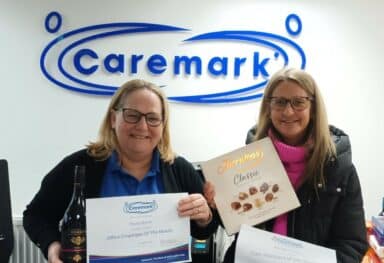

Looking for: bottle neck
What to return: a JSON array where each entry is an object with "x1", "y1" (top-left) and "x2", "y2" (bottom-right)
[
  {"x1": 72, "y1": 166, "x2": 85, "y2": 200},
  {"x1": 70, "y1": 174, "x2": 86, "y2": 212},
  {"x1": 73, "y1": 181, "x2": 84, "y2": 197},
  {"x1": 381, "y1": 197, "x2": 384, "y2": 215}
]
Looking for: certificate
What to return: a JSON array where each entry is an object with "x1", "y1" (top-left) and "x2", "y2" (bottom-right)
[
  {"x1": 86, "y1": 193, "x2": 191, "y2": 263},
  {"x1": 201, "y1": 137, "x2": 300, "y2": 235},
  {"x1": 235, "y1": 224, "x2": 336, "y2": 263}
]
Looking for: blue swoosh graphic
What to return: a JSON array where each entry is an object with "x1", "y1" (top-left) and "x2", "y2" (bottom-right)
[
  {"x1": 168, "y1": 81, "x2": 267, "y2": 103},
  {"x1": 185, "y1": 31, "x2": 306, "y2": 68}
]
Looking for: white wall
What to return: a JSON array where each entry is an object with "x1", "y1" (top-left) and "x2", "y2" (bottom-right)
[{"x1": 1, "y1": 0, "x2": 383, "y2": 219}]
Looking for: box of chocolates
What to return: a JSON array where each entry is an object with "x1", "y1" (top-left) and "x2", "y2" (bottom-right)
[{"x1": 201, "y1": 137, "x2": 300, "y2": 235}]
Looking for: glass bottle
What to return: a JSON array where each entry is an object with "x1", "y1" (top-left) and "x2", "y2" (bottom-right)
[{"x1": 60, "y1": 165, "x2": 86, "y2": 263}]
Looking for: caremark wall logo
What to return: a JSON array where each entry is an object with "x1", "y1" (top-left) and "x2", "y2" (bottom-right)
[{"x1": 41, "y1": 12, "x2": 306, "y2": 103}]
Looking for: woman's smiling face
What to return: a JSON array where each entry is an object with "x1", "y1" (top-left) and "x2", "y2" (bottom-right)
[
  {"x1": 111, "y1": 89, "x2": 163, "y2": 160},
  {"x1": 269, "y1": 80, "x2": 312, "y2": 146}
]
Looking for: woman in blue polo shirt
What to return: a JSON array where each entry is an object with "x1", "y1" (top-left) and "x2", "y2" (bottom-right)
[{"x1": 23, "y1": 79, "x2": 217, "y2": 263}]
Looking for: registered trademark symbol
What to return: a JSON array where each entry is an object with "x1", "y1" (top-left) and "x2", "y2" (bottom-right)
[
  {"x1": 45, "y1": 11, "x2": 62, "y2": 33},
  {"x1": 285, "y1": 14, "x2": 302, "y2": 36}
]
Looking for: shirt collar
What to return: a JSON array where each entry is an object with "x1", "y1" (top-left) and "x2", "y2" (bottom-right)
[
  {"x1": 150, "y1": 149, "x2": 160, "y2": 173},
  {"x1": 109, "y1": 149, "x2": 160, "y2": 176}
]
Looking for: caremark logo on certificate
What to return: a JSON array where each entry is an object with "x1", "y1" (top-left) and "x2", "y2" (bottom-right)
[
  {"x1": 86, "y1": 193, "x2": 190, "y2": 263},
  {"x1": 201, "y1": 137, "x2": 300, "y2": 235}
]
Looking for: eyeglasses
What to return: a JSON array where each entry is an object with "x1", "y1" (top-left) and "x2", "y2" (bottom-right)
[
  {"x1": 118, "y1": 108, "x2": 163, "y2": 127},
  {"x1": 269, "y1": 96, "x2": 313, "y2": 111}
]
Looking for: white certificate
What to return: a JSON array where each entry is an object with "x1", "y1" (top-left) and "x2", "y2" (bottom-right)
[
  {"x1": 235, "y1": 224, "x2": 336, "y2": 263},
  {"x1": 86, "y1": 193, "x2": 191, "y2": 263}
]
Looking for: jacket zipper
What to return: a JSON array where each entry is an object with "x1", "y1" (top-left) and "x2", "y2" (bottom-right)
[{"x1": 291, "y1": 209, "x2": 296, "y2": 236}]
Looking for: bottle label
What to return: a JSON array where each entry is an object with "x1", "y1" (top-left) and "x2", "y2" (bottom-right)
[{"x1": 61, "y1": 228, "x2": 86, "y2": 263}]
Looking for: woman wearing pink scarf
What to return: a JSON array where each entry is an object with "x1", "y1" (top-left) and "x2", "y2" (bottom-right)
[{"x1": 205, "y1": 68, "x2": 368, "y2": 263}]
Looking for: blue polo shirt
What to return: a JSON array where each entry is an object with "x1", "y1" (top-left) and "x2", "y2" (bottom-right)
[{"x1": 100, "y1": 150, "x2": 164, "y2": 197}]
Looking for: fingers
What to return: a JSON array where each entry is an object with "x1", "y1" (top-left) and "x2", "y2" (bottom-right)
[
  {"x1": 178, "y1": 194, "x2": 204, "y2": 213},
  {"x1": 178, "y1": 193, "x2": 211, "y2": 224},
  {"x1": 203, "y1": 181, "x2": 215, "y2": 199},
  {"x1": 203, "y1": 181, "x2": 217, "y2": 209},
  {"x1": 47, "y1": 241, "x2": 63, "y2": 263}
]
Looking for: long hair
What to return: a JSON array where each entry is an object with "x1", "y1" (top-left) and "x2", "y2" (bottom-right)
[
  {"x1": 253, "y1": 68, "x2": 336, "y2": 187},
  {"x1": 87, "y1": 79, "x2": 175, "y2": 163}
]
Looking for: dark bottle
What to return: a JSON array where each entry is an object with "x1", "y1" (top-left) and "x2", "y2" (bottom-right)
[
  {"x1": 60, "y1": 165, "x2": 86, "y2": 263},
  {"x1": 380, "y1": 197, "x2": 384, "y2": 216}
]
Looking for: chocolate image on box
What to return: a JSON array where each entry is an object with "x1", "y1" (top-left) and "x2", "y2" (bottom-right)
[
  {"x1": 231, "y1": 201, "x2": 241, "y2": 210},
  {"x1": 254, "y1": 198, "x2": 264, "y2": 208},
  {"x1": 238, "y1": 192, "x2": 249, "y2": 200},
  {"x1": 249, "y1": 186, "x2": 258, "y2": 195},
  {"x1": 272, "y1": 184, "x2": 279, "y2": 193},
  {"x1": 265, "y1": 193, "x2": 274, "y2": 202},
  {"x1": 243, "y1": 203, "x2": 252, "y2": 212},
  {"x1": 260, "y1": 182, "x2": 269, "y2": 194}
]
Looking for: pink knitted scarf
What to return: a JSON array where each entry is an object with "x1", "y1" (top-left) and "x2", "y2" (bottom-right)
[{"x1": 268, "y1": 130, "x2": 307, "y2": 236}]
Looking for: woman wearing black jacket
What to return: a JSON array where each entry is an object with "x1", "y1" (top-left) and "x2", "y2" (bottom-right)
[
  {"x1": 23, "y1": 79, "x2": 217, "y2": 263},
  {"x1": 205, "y1": 68, "x2": 368, "y2": 262}
]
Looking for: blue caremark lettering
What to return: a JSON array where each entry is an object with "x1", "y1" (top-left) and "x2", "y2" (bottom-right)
[
  {"x1": 208, "y1": 57, "x2": 228, "y2": 76},
  {"x1": 104, "y1": 53, "x2": 124, "y2": 73},
  {"x1": 73, "y1": 48, "x2": 98, "y2": 75},
  {"x1": 73, "y1": 50, "x2": 270, "y2": 78},
  {"x1": 234, "y1": 57, "x2": 247, "y2": 76},
  {"x1": 253, "y1": 52, "x2": 270, "y2": 77},
  {"x1": 148, "y1": 54, "x2": 167, "y2": 74},
  {"x1": 174, "y1": 56, "x2": 202, "y2": 75}
]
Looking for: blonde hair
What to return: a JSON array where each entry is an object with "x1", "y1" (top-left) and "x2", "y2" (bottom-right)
[
  {"x1": 87, "y1": 79, "x2": 175, "y2": 163},
  {"x1": 253, "y1": 68, "x2": 336, "y2": 186}
]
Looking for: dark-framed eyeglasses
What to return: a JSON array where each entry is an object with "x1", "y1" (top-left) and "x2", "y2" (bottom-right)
[
  {"x1": 269, "y1": 96, "x2": 313, "y2": 111},
  {"x1": 117, "y1": 108, "x2": 163, "y2": 127}
]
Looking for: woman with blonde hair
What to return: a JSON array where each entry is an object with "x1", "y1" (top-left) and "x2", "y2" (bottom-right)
[
  {"x1": 24, "y1": 79, "x2": 217, "y2": 263},
  {"x1": 206, "y1": 68, "x2": 368, "y2": 262}
]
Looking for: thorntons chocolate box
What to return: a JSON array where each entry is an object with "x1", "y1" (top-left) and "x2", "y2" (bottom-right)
[{"x1": 201, "y1": 137, "x2": 300, "y2": 235}]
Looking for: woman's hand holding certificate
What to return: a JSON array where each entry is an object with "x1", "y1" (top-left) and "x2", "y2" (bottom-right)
[{"x1": 177, "y1": 193, "x2": 212, "y2": 226}]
